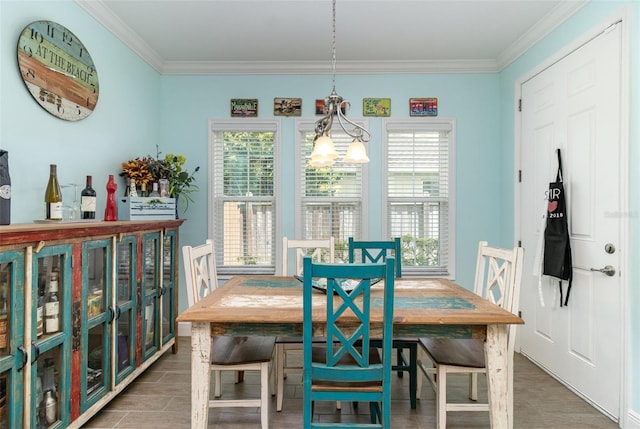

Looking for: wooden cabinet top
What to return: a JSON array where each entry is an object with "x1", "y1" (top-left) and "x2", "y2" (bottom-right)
[{"x1": 0, "y1": 220, "x2": 184, "y2": 246}]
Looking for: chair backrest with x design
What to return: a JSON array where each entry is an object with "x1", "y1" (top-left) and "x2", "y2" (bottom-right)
[
  {"x1": 474, "y1": 241, "x2": 523, "y2": 349},
  {"x1": 282, "y1": 237, "x2": 335, "y2": 276},
  {"x1": 474, "y1": 241, "x2": 522, "y2": 313},
  {"x1": 302, "y1": 256, "x2": 395, "y2": 428},
  {"x1": 182, "y1": 239, "x2": 218, "y2": 306},
  {"x1": 348, "y1": 237, "x2": 402, "y2": 278}
]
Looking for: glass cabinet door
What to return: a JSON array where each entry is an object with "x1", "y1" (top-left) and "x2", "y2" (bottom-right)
[
  {"x1": 115, "y1": 236, "x2": 137, "y2": 383},
  {"x1": 141, "y1": 233, "x2": 160, "y2": 361},
  {"x1": 32, "y1": 245, "x2": 71, "y2": 429},
  {"x1": 0, "y1": 251, "x2": 25, "y2": 429},
  {"x1": 81, "y1": 239, "x2": 112, "y2": 411},
  {"x1": 161, "y1": 230, "x2": 176, "y2": 346}
]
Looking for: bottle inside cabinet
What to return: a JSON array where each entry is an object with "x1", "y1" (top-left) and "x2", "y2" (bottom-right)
[
  {"x1": 44, "y1": 272, "x2": 60, "y2": 334},
  {"x1": 36, "y1": 351, "x2": 60, "y2": 428},
  {"x1": 37, "y1": 255, "x2": 63, "y2": 339},
  {"x1": 36, "y1": 285, "x2": 44, "y2": 338}
]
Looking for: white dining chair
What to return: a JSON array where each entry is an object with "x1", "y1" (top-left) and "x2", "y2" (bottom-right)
[
  {"x1": 275, "y1": 236, "x2": 335, "y2": 412},
  {"x1": 416, "y1": 241, "x2": 523, "y2": 429},
  {"x1": 182, "y1": 239, "x2": 276, "y2": 429}
]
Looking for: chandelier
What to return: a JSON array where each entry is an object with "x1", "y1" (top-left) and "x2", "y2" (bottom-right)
[{"x1": 309, "y1": 0, "x2": 371, "y2": 168}]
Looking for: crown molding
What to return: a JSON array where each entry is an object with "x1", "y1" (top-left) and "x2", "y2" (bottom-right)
[
  {"x1": 160, "y1": 59, "x2": 499, "y2": 75},
  {"x1": 75, "y1": 0, "x2": 165, "y2": 71},
  {"x1": 76, "y1": 0, "x2": 584, "y2": 76},
  {"x1": 496, "y1": 0, "x2": 588, "y2": 70}
]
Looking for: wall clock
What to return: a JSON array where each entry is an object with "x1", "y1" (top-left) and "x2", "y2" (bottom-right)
[{"x1": 17, "y1": 20, "x2": 99, "y2": 121}]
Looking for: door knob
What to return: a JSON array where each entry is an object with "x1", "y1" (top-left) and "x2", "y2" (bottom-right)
[{"x1": 590, "y1": 265, "x2": 616, "y2": 276}]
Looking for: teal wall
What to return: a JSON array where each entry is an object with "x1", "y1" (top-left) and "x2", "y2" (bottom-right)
[
  {"x1": 1, "y1": 0, "x2": 160, "y2": 221},
  {"x1": 159, "y1": 73, "x2": 502, "y2": 291},
  {"x1": 2, "y1": 0, "x2": 638, "y2": 421}
]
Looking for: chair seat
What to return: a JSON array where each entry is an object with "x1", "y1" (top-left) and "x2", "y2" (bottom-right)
[
  {"x1": 419, "y1": 338, "x2": 485, "y2": 368},
  {"x1": 211, "y1": 336, "x2": 276, "y2": 365}
]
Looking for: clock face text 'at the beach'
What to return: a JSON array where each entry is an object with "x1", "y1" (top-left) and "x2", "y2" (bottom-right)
[{"x1": 17, "y1": 21, "x2": 99, "y2": 121}]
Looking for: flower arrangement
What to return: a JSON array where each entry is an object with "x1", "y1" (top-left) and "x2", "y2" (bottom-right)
[
  {"x1": 120, "y1": 157, "x2": 153, "y2": 187},
  {"x1": 120, "y1": 146, "x2": 200, "y2": 208}
]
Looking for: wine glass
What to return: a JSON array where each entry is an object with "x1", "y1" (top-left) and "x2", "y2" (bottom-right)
[{"x1": 61, "y1": 183, "x2": 80, "y2": 220}]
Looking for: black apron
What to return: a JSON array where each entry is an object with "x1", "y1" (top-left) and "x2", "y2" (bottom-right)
[
  {"x1": 0, "y1": 150, "x2": 10, "y2": 225},
  {"x1": 543, "y1": 149, "x2": 573, "y2": 306}
]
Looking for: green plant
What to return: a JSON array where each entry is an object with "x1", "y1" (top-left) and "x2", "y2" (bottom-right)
[{"x1": 160, "y1": 152, "x2": 200, "y2": 207}]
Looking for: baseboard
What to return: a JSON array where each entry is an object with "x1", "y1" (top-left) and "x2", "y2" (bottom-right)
[
  {"x1": 178, "y1": 321, "x2": 191, "y2": 337},
  {"x1": 626, "y1": 410, "x2": 640, "y2": 429}
]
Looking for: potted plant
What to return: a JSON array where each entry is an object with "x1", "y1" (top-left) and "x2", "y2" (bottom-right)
[{"x1": 120, "y1": 147, "x2": 199, "y2": 217}]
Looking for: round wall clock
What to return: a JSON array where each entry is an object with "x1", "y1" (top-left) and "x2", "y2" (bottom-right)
[{"x1": 17, "y1": 20, "x2": 99, "y2": 121}]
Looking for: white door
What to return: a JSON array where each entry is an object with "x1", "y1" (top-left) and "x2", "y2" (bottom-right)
[{"x1": 518, "y1": 22, "x2": 623, "y2": 421}]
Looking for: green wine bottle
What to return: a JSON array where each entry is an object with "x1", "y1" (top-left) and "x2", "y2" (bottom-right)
[{"x1": 44, "y1": 164, "x2": 62, "y2": 220}]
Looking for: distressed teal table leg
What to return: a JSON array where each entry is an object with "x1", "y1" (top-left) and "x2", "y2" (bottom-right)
[
  {"x1": 191, "y1": 322, "x2": 211, "y2": 429},
  {"x1": 485, "y1": 324, "x2": 511, "y2": 429}
]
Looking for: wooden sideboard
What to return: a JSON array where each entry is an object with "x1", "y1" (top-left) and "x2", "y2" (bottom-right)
[{"x1": 0, "y1": 220, "x2": 183, "y2": 428}]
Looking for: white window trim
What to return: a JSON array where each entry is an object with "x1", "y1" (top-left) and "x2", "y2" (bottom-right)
[
  {"x1": 208, "y1": 118, "x2": 282, "y2": 276},
  {"x1": 381, "y1": 118, "x2": 456, "y2": 279}
]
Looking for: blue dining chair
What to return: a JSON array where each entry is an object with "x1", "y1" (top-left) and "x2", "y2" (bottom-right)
[
  {"x1": 348, "y1": 237, "x2": 402, "y2": 278},
  {"x1": 302, "y1": 256, "x2": 395, "y2": 428},
  {"x1": 348, "y1": 237, "x2": 418, "y2": 409}
]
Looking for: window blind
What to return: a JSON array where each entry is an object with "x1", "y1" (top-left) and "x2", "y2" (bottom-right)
[
  {"x1": 210, "y1": 120, "x2": 278, "y2": 274},
  {"x1": 296, "y1": 120, "x2": 367, "y2": 262},
  {"x1": 384, "y1": 119, "x2": 455, "y2": 276}
]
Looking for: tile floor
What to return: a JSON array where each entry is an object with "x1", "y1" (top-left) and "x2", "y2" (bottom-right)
[{"x1": 82, "y1": 337, "x2": 618, "y2": 428}]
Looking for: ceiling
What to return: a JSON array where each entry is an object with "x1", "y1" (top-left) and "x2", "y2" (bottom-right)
[{"x1": 75, "y1": 0, "x2": 587, "y2": 75}]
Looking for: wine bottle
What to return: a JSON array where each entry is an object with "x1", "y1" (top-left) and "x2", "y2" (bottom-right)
[
  {"x1": 44, "y1": 272, "x2": 60, "y2": 334},
  {"x1": 44, "y1": 390, "x2": 57, "y2": 424},
  {"x1": 36, "y1": 284, "x2": 44, "y2": 337},
  {"x1": 44, "y1": 164, "x2": 62, "y2": 220},
  {"x1": 80, "y1": 175, "x2": 96, "y2": 219},
  {"x1": 148, "y1": 182, "x2": 160, "y2": 197}
]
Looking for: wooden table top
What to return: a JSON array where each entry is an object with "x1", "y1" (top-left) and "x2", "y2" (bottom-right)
[{"x1": 177, "y1": 276, "x2": 524, "y2": 329}]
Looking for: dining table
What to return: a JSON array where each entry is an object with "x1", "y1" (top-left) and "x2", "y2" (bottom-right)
[{"x1": 176, "y1": 275, "x2": 524, "y2": 429}]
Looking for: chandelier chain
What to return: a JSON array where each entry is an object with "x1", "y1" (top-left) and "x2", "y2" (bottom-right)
[
  {"x1": 331, "y1": 0, "x2": 337, "y2": 91},
  {"x1": 311, "y1": 0, "x2": 371, "y2": 156}
]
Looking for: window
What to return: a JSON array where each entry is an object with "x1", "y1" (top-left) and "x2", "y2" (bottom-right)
[
  {"x1": 295, "y1": 120, "x2": 368, "y2": 262},
  {"x1": 383, "y1": 119, "x2": 455, "y2": 277},
  {"x1": 209, "y1": 120, "x2": 280, "y2": 274}
]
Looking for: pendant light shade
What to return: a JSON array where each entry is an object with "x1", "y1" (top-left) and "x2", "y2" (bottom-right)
[
  {"x1": 310, "y1": 134, "x2": 339, "y2": 161},
  {"x1": 343, "y1": 139, "x2": 370, "y2": 163}
]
